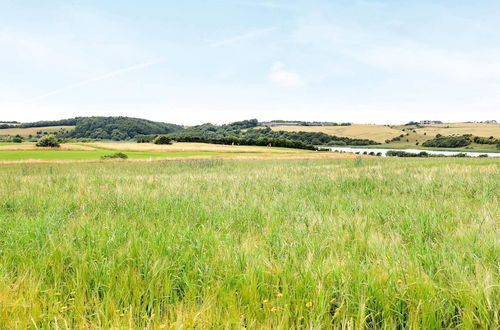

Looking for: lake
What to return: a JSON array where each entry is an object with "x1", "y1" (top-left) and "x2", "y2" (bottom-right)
[{"x1": 327, "y1": 147, "x2": 500, "y2": 158}]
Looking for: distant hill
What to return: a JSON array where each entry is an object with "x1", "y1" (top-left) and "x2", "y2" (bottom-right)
[
  {"x1": 68, "y1": 117, "x2": 182, "y2": 140},
  {"x1": 0, "y1": 117, "x2": 183, "y2": 140}
]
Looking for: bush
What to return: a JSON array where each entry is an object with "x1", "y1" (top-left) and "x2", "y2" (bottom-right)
[
  {"x1": 135, "y1": 134, "x2": 157, "y2": 143},
  {"x1": 327, "y1": 140, "x2": 347, "y2": 146},
  {"x1": 12, "y1": 136, "x2": 23, "y2": 143},
  {"x1": 153, "y1": 135, "x2": 172, "y2": 145},
  {"x1": 422, "y1": 135, "x2": 472, "y2": 148},
  {"x1": 101, "y1": 152, "x2": 128, "y2": 160},
  {"x1": 36, "y1": 135, "x2": 60, "y2": 147}
]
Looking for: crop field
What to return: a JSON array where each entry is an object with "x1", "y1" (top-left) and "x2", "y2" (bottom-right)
[
  {"x1": 0, "y1": 125, "x2": 75, "y2": 137},
  {"x1": 0, "y1": 142, "x2": 357, "y2": 163},
  {"x1": 415, "y1": 123, "x2": 500, "y2": 138},
  {"x1": 272, "y1": 123, "x2": 500, "y2": 144},
  {"x1": 0, "y1": 157, "x2": 498, "y2": 328},
  {"x1": 271, "y1": 124, "x2": 403, "y2": 143}
]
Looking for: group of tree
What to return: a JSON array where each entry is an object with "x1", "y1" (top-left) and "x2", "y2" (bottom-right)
[
  {"x1": 421, "y1": 134, "x2": 473, "y2": 148},
  {"x1": 68, "y1": 117, "x2": 182, "y2": 140},
  {"x1": 169, "y1": 119, "x2": 378, "y2": 148},
  {"x1": 0, "y1": 118, "x2": 77, "y2": 129},
  {"x1": 261, "y1": 120, "x2": 351, "y2": 126},
  {"x1": 36, "y1": 135, "x2": 60, "y2": 147},
  {"x1": 0, "y1": 117, "x2": 183, "y2": 141}
]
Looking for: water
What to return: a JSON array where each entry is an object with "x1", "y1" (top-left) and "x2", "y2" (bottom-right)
[{"x1": 327, "y1": 147, "x2": 500, "y2": 158}]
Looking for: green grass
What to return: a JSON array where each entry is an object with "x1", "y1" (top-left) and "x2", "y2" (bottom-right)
[
  {"x1": 0, "y1": 150, "x2": 256, "y2": 161},
  {"x1": 0, "y1": 142, "x2": 22, "y2": 146},
  {"x1": 0, "y1": 158, "x2": 498, "y2": 328}
]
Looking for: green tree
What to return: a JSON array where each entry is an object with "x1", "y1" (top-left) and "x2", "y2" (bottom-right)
[
  {"x1": 153, "y1": 135, "x2": 172, "y2": 145},
  {"x1": 36, "y1": 135, "x2": 60, "y2": 147}
]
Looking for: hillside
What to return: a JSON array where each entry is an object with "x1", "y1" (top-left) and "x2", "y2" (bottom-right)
[
  {"x1": 69, "y1": 117, "x2": 182, "y2": 140},
  {"x1": 414, "y1": 122, "x2": 500, "y2": 138},
  {"x1": 272, "y1": 124, "x2": 404, "y2": 143},
  {"x1": 272, "y1": 122, "x2": 500, "y2": 145},
  {"x1": 0, "y1": 117, "x2": 183, "y2": 140},
  {"x1": 0, "y1": 126, "x2": 74, "y2": 138}
]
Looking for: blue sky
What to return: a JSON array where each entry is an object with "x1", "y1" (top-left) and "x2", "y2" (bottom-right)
[{"x1": 1, "y1": 0, "x2": 499, "y2": 124}]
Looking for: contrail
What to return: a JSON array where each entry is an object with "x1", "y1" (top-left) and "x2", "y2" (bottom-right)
[{"x1": 29, "y1": 60, "x2": 161, "y2": 102}]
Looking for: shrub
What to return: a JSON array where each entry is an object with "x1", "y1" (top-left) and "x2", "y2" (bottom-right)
[
  {"x1": 101, "y1": 152, "x2": 128, "y2": 160},
  {"x1": 422, "y1": 135, "x2": 472, "y2": 148},
  {"x1": 153, "y1": 135, "x2": 172, "y2": 145},
  {"x1": 327, "y1": 140, "x2": 347, "y2": 146},
  {"x1": 36, "y1": 135, "x2": 60, "y2": 147},
  {"x1": 12, "y1": 136, "x2": 23, "y2": 143},
  {"x1": 135, "y1": 134, "x2": 157, "y2": 143}
]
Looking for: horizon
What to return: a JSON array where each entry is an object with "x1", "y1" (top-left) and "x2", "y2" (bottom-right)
[
  {"x1": 1, "y1": 115, "x2": 498, "y2": 127},
  {"x1": 2, "y1": 1, "x2": 500, "y2": 124}
]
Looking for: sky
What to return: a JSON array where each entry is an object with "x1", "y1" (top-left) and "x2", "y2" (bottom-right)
[{"x1": 1, "y1": 0, "x2": 499, "y2": 125}]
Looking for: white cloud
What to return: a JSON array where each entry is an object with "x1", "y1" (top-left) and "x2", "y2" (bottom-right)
[{"x1": 269, "y1": 61, "x2": 304, "y2": 87}]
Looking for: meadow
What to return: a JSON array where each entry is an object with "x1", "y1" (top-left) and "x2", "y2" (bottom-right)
[{"x1": 0, "y1": 157, "x2": 498, "y2": 328}]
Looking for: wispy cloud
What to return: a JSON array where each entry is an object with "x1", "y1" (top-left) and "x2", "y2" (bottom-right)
[
  {"x1": 207, "y1": 28, "x2": 274, "y2": 47},
  {"x1": 269, "y1": 61, "x2": 304, "y2": 87},
  {"x1": 28, "y1": 60, "x2": 161, "y2": 102}
]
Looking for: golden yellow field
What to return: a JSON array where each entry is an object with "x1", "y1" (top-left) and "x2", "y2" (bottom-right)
[
  {"x1": 0, "y1": 125, "x2": 75, "y2": 137},
  {"x1": 0, "y1": 142, "x2": 357, "y2": 164},
  {"x1": 88, "y1": 142, "x2": 308, "y2": 153},
  {"x1": 415, "y1": 123, "x2": 500, "y2": 138},
  {"x1": 272, "y1": 124, "x2": 403, "y2": 142}
]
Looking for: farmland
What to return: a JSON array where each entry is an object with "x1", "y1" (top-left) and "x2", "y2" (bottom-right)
[
  {"x1": 0, "y1": 125, "x2": 75, "y2": 138},
  {"x1": 0, "y1": 157, "x2": 498, "y2": 328},
  {"x1": 414, "y1": 122, "x2": 500, "y2": 138},
  {"x1": 271, "y1": 124, "x2": 403, "y2": 143},
  {"x1": 0, "y1": 142, "x2": 355, "y2": 163}
]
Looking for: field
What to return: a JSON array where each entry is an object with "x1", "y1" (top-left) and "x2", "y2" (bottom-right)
[
  {"x1": 271, "y1": 124, "x2": 403, "y2": 142},
  {"x1": 0, "y1": 157, "x2": 498, "y2": 328},
  {"x1": 0, "y1": 126, "x2": 75, "y2": 138},
  {"x1": 271, "y1": 123, "x2": 500, "y2": 146},
  {"x1": 0, "y1": 142, "x2": 357, "y2": 163},
  {"x1": 415, "y1": 123, "x2": 500, "y2": 138}
]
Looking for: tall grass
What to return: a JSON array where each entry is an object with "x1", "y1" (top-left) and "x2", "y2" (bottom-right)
[{"x1": 0, "y1": 158, "x2": 498, "y2": 328}]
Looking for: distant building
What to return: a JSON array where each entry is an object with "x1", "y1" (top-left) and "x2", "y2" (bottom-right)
[{"x1": 419, "y1": 120, "x2": 443, "y2": 125}]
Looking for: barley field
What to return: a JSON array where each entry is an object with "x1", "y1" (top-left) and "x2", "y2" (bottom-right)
[
  {"x1": 0, "y1": 126, "x2": 75, "y2": 138},
  {"x1": 415, "y1": 123, "x2": 500, "y2": 139},
  {"x1": 271, "y1": 125, "x2": 403, "y2": 142},
  {"x1": 0, "y1": 158, "x2": 498, "y2": 328}
]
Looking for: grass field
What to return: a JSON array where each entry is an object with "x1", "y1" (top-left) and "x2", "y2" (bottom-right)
[
  {"x1": 0, "y1": 125, "x2": 75, "y2": 137},
  {"x1": 0, "y1": 158, "x2": 498, "y2": 328},
  {"x1": 0, "y1": 142, "x2": 358, "y2": 163},
  {"x1": 272, "y1": 124, "x2": 403, "y2": 142}
]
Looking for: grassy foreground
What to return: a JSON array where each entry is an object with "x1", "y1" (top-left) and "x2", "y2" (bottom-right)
[{"x1": 0, "y1": 158, "x2": 498, "y2": 328}]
